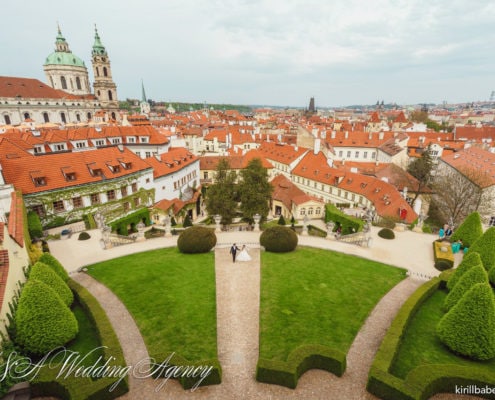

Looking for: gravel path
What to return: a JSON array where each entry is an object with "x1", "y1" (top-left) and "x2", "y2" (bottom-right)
[{"x1": 36, "y1": 244, "x2": 480, "y2": 399}]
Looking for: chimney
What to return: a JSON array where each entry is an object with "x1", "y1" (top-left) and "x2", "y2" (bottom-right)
[
  {"x1": 381, "y1": 177, "x2": 389, "y2": 183},
  {"x1": 313, "y1": 138, "x2": 321, "y2": 155},
  {"x1": 327, "y1": 157, "x2": 333, "y2": 167},
  {"x1": 267, "y1": 134, "x2": 270, "y2": 142},
  {"x1": 368, "y1": 132, "x2": 372, "y2": 140},
  {"x1": 117, "y1": 144, "x2": 124, "y2": 152},
  {"x1": 294, "y1": 145, "x2": 298, "y2": 151},
  {"x1": 379, "y1": 131, "x2": 384, "y2": 140},
  {"x1": 344, "y1": 131, "x2": 349, "y2": 139},
  {"x1": 350, "y1": 167, "x2": 358, "y2": 173},
  {"x1": 331, "y1": 130, "x2": 336, "y2": 139}
]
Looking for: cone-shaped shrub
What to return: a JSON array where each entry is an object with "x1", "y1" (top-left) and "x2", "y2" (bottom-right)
[
  {"x1": 260, "y1": 226, "x2": 298, "y2": 252},
  {"x1": 443, "y1": 265, "x2": 488, "y2": 311},
  {"x1": 15, "y1": 280, "x2": 78, "y2": 355},
  {"x1": 469, "y1": 227, "x2": 495, "y2": 271},
  {"x1": 29, "y1": 262, "x2": 73, "y2": 306},
  {"x1": 447, "y1": 252, "x2": 483, "y2": 291},
  {"x1": 489, "y1": 266, "x2": 495, "y2": 287},
  {"x1": 38, "y1": 253, "x2": 69, "y2": 282},
  {"x1": 450, "y1": 212, "x2": 483, "y2": 247},
  {"x1": 277, "y1": 215, "x2": 286, "y2": 225},
  {"x1": 437, "y1": 283, "x2": 495, "y2": 360}
]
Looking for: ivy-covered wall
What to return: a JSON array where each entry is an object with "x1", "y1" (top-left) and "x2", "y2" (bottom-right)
[{"x1": 23, "y1": 171, "x2": 155, "y2": 229}]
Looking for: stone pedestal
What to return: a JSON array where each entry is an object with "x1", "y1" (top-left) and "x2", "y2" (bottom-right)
[
  {"x1": 301, "y1": 215, "x2": 309, "y2": 236},
  {"x1": 164, "y1": 216, "x2": 172, "y2": 237},
  {"x1": 214, "y1": 215, "x2": 222, "y2": 233},
  {"x1": 136, "y1": 221, "x2": 146, "y2": 242},
  {"x1": 253, "y1": 214, "x2": 261, "y2": 232},
  {"x1": 326, "y1": 221, "x2": 335, "y2": 240}
]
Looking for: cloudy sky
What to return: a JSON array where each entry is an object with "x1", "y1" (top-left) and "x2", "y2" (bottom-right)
[{"x1": 1, "y1": 0, "x2": 494, "y2": 107}]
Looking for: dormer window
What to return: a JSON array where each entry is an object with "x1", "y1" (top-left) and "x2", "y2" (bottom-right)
[
  {"x1": 111, "y1": 137, "x2": 122, "y2": 144},
  {"x1": 139, "y1": 136, "x2": 149, "y2": 143},
  {"x1": 127, "y1": 137, "x2": 136, "y2": 143},
  {"x1": 30, "y1": 171, "x2": 46, "y2": 187},
  {"x1": 95, "y1": 139, "x2": 105, "y2": 147},
  {"x1": 107, "y1": 163, "x2": 121, "y2": 173},
  {"x1": 88, "y1": 164, "x2": 103, "y2": 177}
]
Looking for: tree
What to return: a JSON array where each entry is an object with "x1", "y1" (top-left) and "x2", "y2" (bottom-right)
[
  {"x1": 449, "y1": 212, "x2": 483, "y2": 247},
  {"x1": 432, "y1": 166, "x2": 495, "y2": 226},
  {"x1": 205, "y1": 158, "x2": 238, "y2": 225},
  {"x1": 238, "y1": 158, "x2": 273, "y2": 223},
  {"x1": 447, "y1": 251, "x2": 483, "y2": 291},
  {"x1": 443, "y1": 265, "x2": 488, "y2": 311},
  {"x1": 407, "y1": 145, "x2": 434, "y2": 206},
  {"x1": 183, "y1": 214, "x2": 193, "y2": 227},
  {"x1": 278, "y1": 215, "x2": 286, "y2": 225}
]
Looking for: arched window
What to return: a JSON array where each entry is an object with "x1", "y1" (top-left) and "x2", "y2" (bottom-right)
[
  {"x1": 76, "y1": 114, "x2": 81, "y2": 122},
  {"x1": 43, "y1": 112, "x2": 49, "y2": 123},
  {"x1": 23, "y1": 112, "x2": 30, "y2": 120},
  {"x1": 96, "y1": 67, "x2": 99, "y2": 77},
  {"x1": 4, "y1": 115, "x2": 11, "y2": 125},
  {"x1": 111, "y1": 112, "x2": 116, "y2": 120},
  {"x1": 103, "y1": 67, "x2": 108, "y2": 77},
  {"x1": 108, "y1": 90, "x2": 113, "y2": 101},
  {"x1": 87, "y1": 112, "x2": 92, "y2": 120},
  {"x1": 308, "y1": 207, "x2": 314, "y2": 215},
  {"x1": 97, "y1": 90, "x2": 101, "y2": 97},
  {"x1": 60, "y1": 76, "x2": 67, "y2": 90},
  {"x1": 76, "y1": 77, "x2": 81, "y2": 90},
  {"x1": 300, "y1": 208, "x2": 306, "y2": 215},
  {"x1": 60, "y1": 112, "x2": 66, "y2": 124}
]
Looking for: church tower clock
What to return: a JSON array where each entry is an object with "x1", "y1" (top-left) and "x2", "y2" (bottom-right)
[{"x1": 91, "y1": 26, "x2": 118, "y2": 112}]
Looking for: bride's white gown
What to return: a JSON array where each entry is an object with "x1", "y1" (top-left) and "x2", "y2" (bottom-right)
[{"x1": 237, "y1": 248, "x2": 252, "y2": 262}]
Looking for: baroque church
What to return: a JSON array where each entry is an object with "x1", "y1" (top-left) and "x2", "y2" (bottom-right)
[{"x1": 0, "y1": 25, "x2": 119, "y2": 126}]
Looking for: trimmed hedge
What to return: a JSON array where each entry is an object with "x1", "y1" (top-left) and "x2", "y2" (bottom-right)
[
  {"x1": 27, "y1": 211, "x2": 43, "y2": 239},
  {"x1": 256, "y1": 345, "x2": 346, "y2": 389},
  {"x1": 277, "y1": 215, "x2": 286, "y2": 225},
  {"x1": 378, "y1": 228, "x2": 395, "y2": 240},
  {"x1": 469, "y1": 227, "x2": 495, "y2": 271},
  {"x1": 324, "y1": 204, "x2": 364, "y2": 234},
  {"x1": 78, "y1": 231, "x2": 91, "y2": 240},
  {"x1": 177, "y1": 226, "x2": 217, "y2": 254},
  {"x1": 450, "y1": 211, "x2": 483, "y2": 248},
  {"x1": 31, "y1": 279, "x2": 129, "y2": 399},
  {"x1": 447, "y1": 251, "x2": 483, "y2": 291},
  {"x1": 151, "y1": 351, "x2": 222, "y2": 389},
  {"x1": 437, "y1": 283, "x2": 495, "y2": 360},
  {"x1": 260, "y1": 226, "x2": 298, "y2": 253},
  {"x1": 38, "y1": 253, "x2": 69, "y2": 282},
  {"x1": 366, "y1": 278, "x2": 441, "y2": 400},
  {"x1": 432, "y1": 241, "x2": 454, "y2": 270},
  {"x1": 14, "y1": 280, "x2": 78, "y2": 355},
  {"x1": 443, "y1": 265, "x2": 488, "y2": 311},
  {"x1": 29, "y1": 262, "x2": 73, "y2": 306}
]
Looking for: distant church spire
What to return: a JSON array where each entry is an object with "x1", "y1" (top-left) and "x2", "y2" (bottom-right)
[
  {"x1": 92, "y1": 24, "x2": 107, "y2": 56},
  {"x1": 141, "y1": 79, "x2": 147, "y2": 102},
  {"x1": 140, "y1": 80, "x2": 150, "y2": 115},
  {"x1": 54, "y1": 23, "x2": 70, "y2": 53}
]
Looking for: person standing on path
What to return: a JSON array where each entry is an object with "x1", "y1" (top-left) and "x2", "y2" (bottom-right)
[{"x1": 230, "y1": 243, "x2": 240, "y2": 263}]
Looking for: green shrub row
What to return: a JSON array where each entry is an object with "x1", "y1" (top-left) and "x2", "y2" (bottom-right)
[
  {"x1": 367, "y1": 276, "x2": 495, "y2": 399},
  {"x1": 366, "y1": 278, "x2": 441, "y2": 400},
  {"x1": 443, "y1": 265, "x2": 488, "y2": 311},
  {"x1": 27, "y1": 211, "x2": 43, "y2": 239},
  {"x1": 151, "y1": 351, "x2": 222, "y2": 389},
  {"x1": 432, "y1": 241, "x2": 454, "y2": 270},
  {"x1": 447, "y1": 252, "x2": 483, "y2": 291},
  {"x1": 256, "y1": 345, "x2": 346, "y2": 389},
  {"x1": 109, "y1": 208, "x2": 150, "y2": 236},
  {"x1": 324, "y1": 204, "x2": 364, "y2": 234},
  {"x1": 82, "y1": 213, "x2": 97, "y2": 230},
  {"x1": 39, "y1": 253, "x2": 69, "y2": 282},
  {"x1": 29, "y1": 262, "x2": 73, "y2": 306},
  {"x1": 31, "y1": 279, "x2": 129, "y2": 400},
  {"x1": 470, "y1": 227, "x2": 495, "y2": 272}
]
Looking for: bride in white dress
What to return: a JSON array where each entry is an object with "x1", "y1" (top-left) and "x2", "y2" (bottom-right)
[{"x1": 236, "y1": 245, "x2": 252, "y2": 262}]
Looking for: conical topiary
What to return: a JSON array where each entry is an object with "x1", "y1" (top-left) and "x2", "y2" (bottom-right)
[
  {"x1": 469, "y1": 227, "x2": 495, "y2": 272},
  {"x1": 29, "y1": 262, "x2": 73, "y2": 306},
  {"x1": 38, "y1": 253, "x2": 69, "y2": 282},
  {"x1": 450, "y1": 212, "x2": 483, "y2": 248},
  {"x1": 278, "y1": 215, "x2": 286, "y2": 225},
  {"x1": 447, "y1": 252, "x2": 483, "y2": 291},
  {"x1": 443, "y1": 265, "x2": 488, "y2": 311},
  {"x1": 489, "y1": 266, "x2": 495, "y2": 287},
  {"x1": 437, "y1": 283, "x2": 495, "y2": 360},
  {"x1": 15, "y1": 280, "x2": 78, "y2": 355}
]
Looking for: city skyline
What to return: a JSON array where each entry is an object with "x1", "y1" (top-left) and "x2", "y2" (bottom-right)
[{"x1": 1, "y1": 0, "x2": 494, "y2": 108}]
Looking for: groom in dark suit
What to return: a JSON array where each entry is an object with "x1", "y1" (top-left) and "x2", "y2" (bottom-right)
[{"x1": 230, "y1": 243, "x2": 240, "y2": 263}]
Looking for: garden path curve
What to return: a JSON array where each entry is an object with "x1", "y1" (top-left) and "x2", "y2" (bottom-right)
[{"x1": 43, "y1": 246, "x2": 478, "y2": 400}]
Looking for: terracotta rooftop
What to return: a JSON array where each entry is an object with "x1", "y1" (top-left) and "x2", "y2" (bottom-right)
[
  {"x1": 441, "y1": 146, "x2": 495, "y2": 187},
  {"x1": 8, "y1": 191, "x2": 24, "y2": 247},
  {"x1": 1, "y1": 147, "x2": 152, "y2": 195},
  {"x1": 257, "y1": 142, "x2": 308, "y2": 164},
  {"x1": 271, "y1": 174, "x2": 322, "y2": 210},
  {"x1": 145, "y1": 147, "x2": 198, "y2": 179}
]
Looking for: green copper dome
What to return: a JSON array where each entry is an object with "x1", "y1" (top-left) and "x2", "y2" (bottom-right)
[{"x1": 44, "y1": 52, "x2": 86, "y2": 67}]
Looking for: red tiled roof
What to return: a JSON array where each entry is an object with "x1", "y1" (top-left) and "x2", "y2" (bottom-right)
[
  {"x1": 1, "y1": 147, "x2": 152, "y2": 194},
  {"x1": 0, "y1": 76, "x2": 95, "y2": 100},
  {"x1": 8, "y1": 191, "x2": 24, "y2": 247},
  {"x1": 271, "y1": 174, "x2": 321, "y2": 210},
  {"x1": 257, "y1": 142, "x2": 308, "y2": 165},
  {"x1": 145, "y1": 147, "x2": 198, "y2": 179},
  {"x1": 199, "y1": 151, "x2": 273, "y2": 171},
  {"x1": 441, "y1": 147, "x2": 495, "y2": 187},
  {"x1": 0, "y1": 249, "x2": 10, "y2": 315}
]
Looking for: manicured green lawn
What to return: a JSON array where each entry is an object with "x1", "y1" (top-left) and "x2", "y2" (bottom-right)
[
  {"x1": 259, "y1": 247, "x2": 406, "y2": 361},
  {"x1": 86, "y1": 248, "x2": 217, "y2": 362},
  {"x1": 391, "y1": 289, "x2": 495, "y2": 378}
]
